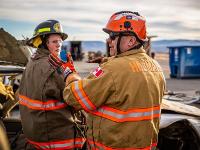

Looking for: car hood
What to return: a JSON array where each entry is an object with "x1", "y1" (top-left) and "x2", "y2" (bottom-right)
[
  {"x1": 0, "y1": 28, "x2": 32, "y2": 66},
  {"x1": 161, "y1": 98, "x2": 200, "y2": 130},
  {"x1": 162, "y1": 99, "x2": 200, "y2": 117}
]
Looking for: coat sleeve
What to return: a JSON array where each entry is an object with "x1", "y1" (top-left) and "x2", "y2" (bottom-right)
[{"x1": 63, "y1": 65, "x2": 116, "y2": 111}]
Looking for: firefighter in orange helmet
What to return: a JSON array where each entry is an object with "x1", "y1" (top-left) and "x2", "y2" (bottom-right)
[
  {"x1": 49, "y1": 11, "x2": 166, "y2": 149},
  {"x1": 103, "y1": 11, "x2": 147, "y2": 56}
]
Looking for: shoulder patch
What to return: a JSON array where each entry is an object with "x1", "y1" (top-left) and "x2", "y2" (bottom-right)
[{"x1": 92, "y1": 67, "x2": 104, "y2": 78}]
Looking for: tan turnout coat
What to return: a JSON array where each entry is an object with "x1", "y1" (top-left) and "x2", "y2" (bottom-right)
[
  {"x1": 19, "y1": 48, "x2": 85, "y2": 149},
  {"x1": 64, "y1": 48, "x2": 166, "y2": 149}
]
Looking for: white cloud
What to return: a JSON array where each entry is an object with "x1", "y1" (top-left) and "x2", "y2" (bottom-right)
[{"x1": 0, "y1": 0, "x2": 199, "y2": 40}]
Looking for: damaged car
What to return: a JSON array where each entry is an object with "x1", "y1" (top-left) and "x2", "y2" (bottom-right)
[
  {"x1": 158, "y1": 92, "x2": 200, "y2": 150},
  {"x1": 0, "y1": 28, "x2": 32, "y2": 150}
]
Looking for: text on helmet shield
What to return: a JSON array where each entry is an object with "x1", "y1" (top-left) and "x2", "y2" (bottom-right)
[{"x1": 114, "y1": 13, "x2": 145, "y2": 21}]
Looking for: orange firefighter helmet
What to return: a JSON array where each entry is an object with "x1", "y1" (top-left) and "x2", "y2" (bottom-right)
[{"x1": 103, "y1": 11, "x2": 147, "y2": 42}]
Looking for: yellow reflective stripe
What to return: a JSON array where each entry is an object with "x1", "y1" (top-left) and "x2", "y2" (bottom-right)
[
  {"x1": 38, "y1": 28, "x2": 51, "y2": 33},
  {"x1": 32, "y1": 36, "x2": 42, "y2": 48}
]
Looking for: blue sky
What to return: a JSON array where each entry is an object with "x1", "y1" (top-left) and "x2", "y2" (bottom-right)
[{"x1": 0, "y1": 0, "x2": 199, "y2": 41}]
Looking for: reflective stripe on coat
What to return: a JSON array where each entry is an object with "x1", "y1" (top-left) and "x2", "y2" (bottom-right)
[
  {"x1": 64, "y1": 48, "x2": 166, "y2": 149},
  {"x1": 19, "y1": 48, "x2": 85, "y2": 149}
]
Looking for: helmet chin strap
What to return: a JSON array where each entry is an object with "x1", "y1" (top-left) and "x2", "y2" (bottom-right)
[{"x1": 116, "y1": 34, "x2": 122, "y2": 55}]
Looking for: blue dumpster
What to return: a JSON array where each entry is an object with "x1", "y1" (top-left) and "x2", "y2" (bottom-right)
[{"x1": 168, "y1": 45, "x2": 200, "y2": 78}]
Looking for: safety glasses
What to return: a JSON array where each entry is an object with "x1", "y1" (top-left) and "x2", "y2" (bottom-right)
[
  {"x1": 109, "y1": 32, "x2": 132, "y2": 40},
  {"x1": 109, "y1": 32, "x2": 119, "y2": 40},
  {"x1": 48, "y1": 40, "x2": 63, "y2": 44}
]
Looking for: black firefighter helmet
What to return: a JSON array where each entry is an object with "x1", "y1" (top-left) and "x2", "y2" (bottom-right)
[{"x1": 27, "y1": 19, "x2": 68, "y2": 48}]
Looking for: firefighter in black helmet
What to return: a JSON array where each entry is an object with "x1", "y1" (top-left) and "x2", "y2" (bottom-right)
[
  {"x1": 27, "y1": 19, "x2": 68, "y2": 48},
  {"x1": 18, "y1": 20, "x2": 86, "y2": 150}
]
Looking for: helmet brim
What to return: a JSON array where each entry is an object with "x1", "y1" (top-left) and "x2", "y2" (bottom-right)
[
  {"x1": 102, "y1": 28, "x2": 112, "y2": 34},
  {"x1": 60, "y1": 32, "x2": 68, "y2": 41},
  {"x1": 26, "y1": 37, "x2": 35, "y2": 47}
]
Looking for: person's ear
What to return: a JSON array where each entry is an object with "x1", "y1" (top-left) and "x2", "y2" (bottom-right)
[{"x1": 128, "y1": 36, "x2": 136, "y2": 47}]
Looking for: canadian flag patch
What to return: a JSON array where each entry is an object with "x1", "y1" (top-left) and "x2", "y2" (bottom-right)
[{"x1": 92, "y1": 67, "x2": 104, "y2": 78}]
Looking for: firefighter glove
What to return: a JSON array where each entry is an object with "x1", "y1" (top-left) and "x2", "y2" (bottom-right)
[{"x1": 48, "y1": 52, "x2": 76, "y2": 80}]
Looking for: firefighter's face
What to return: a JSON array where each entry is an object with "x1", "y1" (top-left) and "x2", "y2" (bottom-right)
[
  {"x1": 107, "y1": 36, "x2": 118, "y2": 56},
  {"x1": 46, "y1": 34, "x2": 63, "y2": 56}
]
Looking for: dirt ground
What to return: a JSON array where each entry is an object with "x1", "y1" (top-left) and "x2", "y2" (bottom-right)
[{"x1": 155, "y1": 53, "x2": 200, "y2": 95}]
